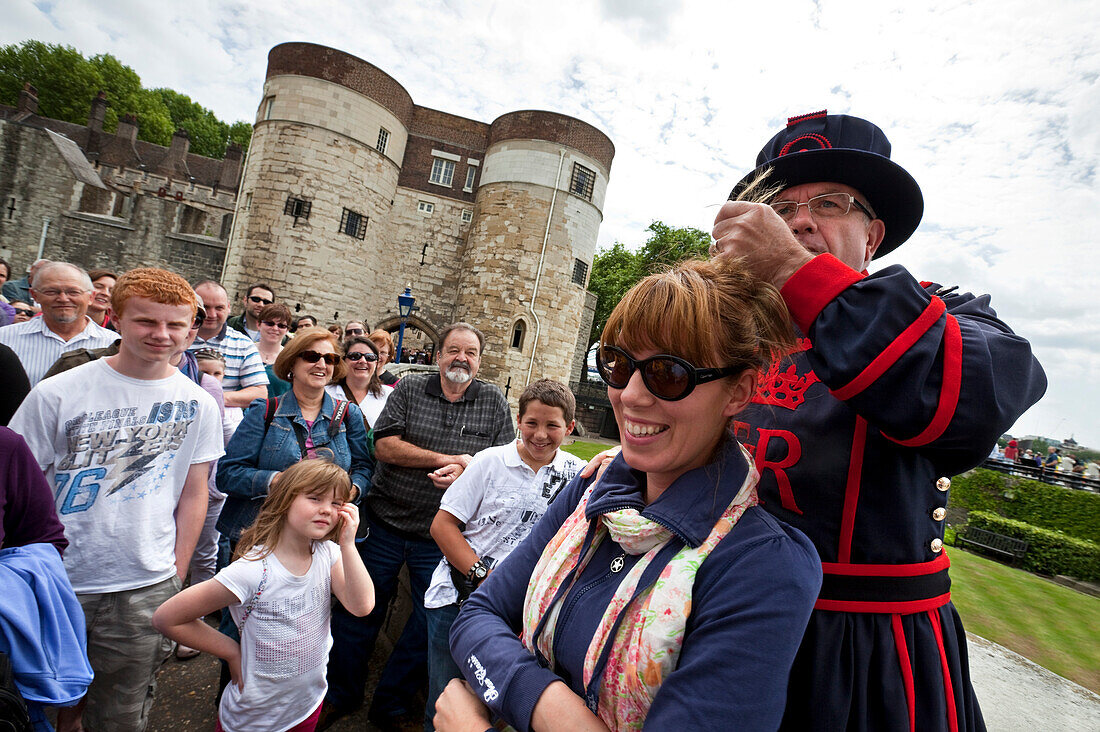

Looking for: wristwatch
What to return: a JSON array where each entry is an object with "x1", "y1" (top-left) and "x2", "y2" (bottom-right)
[{"x1": 466, "y1": 558, "x2": 489, "y2": 586}]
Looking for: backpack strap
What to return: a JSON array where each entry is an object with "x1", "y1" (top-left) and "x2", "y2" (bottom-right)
[
  {"x1": 261, "y1": 397, "x2": 279, "y2": 440},
  {"x1": 328, "y1": 399, "x2": 349, "y2": 438}
]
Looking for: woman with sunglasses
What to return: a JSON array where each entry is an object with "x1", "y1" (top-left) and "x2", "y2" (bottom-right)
[
  {"x1": 216, "y1": 327, "x2": 373, "y2": 550},
  {"x1": 256, "y1": 302, "x2": 292, "y2": 399},
  {"x1": 325, "y1": 336, "x2": 393, "y2": 429},
  {"x1": 440, "y1": 259, "x2": 821, "y2": 732}
]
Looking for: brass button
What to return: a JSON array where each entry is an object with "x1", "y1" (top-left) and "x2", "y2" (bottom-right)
[
  {"x1": 932, "y1": 507, "x2": 947, "y2": 521},
  {"x1": 936, "y1": 477, "x2": 951, "y2": 492},
  {"x1": 930, "y1": 538, "x2": 944, "y2": 553}
]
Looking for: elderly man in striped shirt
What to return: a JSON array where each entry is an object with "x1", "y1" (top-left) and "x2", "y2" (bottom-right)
[
  {"x1": 187, "y1": 280, "x2": 268, "y2": 409},
  {"x1": 0, "y1": 262, "x2": 118, "y2": 386}
]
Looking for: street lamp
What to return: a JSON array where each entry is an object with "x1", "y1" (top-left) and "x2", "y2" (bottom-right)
[{"x1": 395, "y1": 285, "x2": 415, "y2": 364}]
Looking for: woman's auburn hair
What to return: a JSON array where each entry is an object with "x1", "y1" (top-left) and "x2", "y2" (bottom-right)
[
  {"x1": 273, "y1": 326, "x2": 346, "y2": 382},
  {"x1": 338, "y1": 336, "x2": 384, "y2": 398},
  {"x1": 234, "y1": 459, "x2": 353, "y2": 561},
  {"x1": 601, "y1": 257, "x2": 796, "y2": 376}
]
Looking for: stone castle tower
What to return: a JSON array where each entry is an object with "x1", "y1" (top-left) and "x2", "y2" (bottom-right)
[{"x1": 224, "y1": 42, "x2": 613, "y2": 399}]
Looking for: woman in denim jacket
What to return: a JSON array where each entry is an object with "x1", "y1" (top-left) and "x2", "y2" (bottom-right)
[{"x1": 216, "y1": 327, "x2": 373, "y2": 544}]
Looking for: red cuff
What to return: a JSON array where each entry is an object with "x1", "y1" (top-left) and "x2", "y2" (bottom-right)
[{"x1": 780, "y1": 254, "x2": 865, "y2": 334}]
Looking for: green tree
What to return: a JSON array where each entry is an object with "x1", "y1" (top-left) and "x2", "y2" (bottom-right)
[
  {"x1": 228, "y1": 120, "x2": 253, "y2": 151},
  {"x1": 586, "y1": 221, "x2": 711, "y2": 348},
  {"x1": 155, "y1": 88, "x2": 233, "y2": 158},
  {"x1": 0, "y1": 40, "x2": 250, "y2": 158},
  {"x1": 0, "y1": 41, "x2": 101, "y2": 124}
]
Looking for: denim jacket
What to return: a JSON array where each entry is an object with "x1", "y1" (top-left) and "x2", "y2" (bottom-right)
[{"x1": 215, "y1": 390, "x2": 373, "y2": 540}]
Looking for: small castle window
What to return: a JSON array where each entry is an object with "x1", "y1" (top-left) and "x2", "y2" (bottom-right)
[
  {"x1": 461, "y1": 209, "x2": 472, "y2": 223},
  {"x1": 430, "y1": 158, "x2": 455, "y2": 187},
  {"x1": 377, "y1": 128, "x2": 390, "y2": 155},
  {"x1": 463, "y1": 166, "x2": 477, "y2": 192},
  {"x1": 418, "y1": 201, "x2": 434, "y2": 215},
  {"x1": 284, "y1": 197, "x2": 311, "y2": 222},
  {"x1": 6, "y1": 197, "x2": 16, "y2": 220},
  {"x1": 340, "y1": 208, "x2": 368, "y2": 239},
  {"x1": 572, "y1": 258, "x2": 589, "y2": 286},
  {"x1": 262, "y1": 96, "x2": 275, "y2": 120},
  {"x1": 570, "y1": 163, "x2": 595, "y2": 201},
  {"x1": 511, "y1": 320, "x2": 527, "y2": 350},
  {"x1": 243, "y1": 192, "x2": 252, "y2": 211}
]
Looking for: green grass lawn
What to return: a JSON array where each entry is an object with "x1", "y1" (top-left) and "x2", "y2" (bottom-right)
[
  {"x1": 562, "y1": 439, "x2": 612, "y2": 463},
  {"x1": 948, "y1": 546, "x2": 1100, "y2": 692}
]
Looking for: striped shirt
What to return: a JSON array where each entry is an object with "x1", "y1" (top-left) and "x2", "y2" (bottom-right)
[
  {"x1": 0, "y1": 316, "x2": 118, "y2": 386},
  {"x1": 188, "y1": 323, "x2": 269, "y2": 392}
]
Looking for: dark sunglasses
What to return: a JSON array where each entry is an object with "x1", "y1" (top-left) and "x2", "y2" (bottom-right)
[
  {"x1": 248, "y1": 295, "x2": 274, "y2": 305},
  {"x1": 13, "y1": 307, "x2": 35, "y2": 317},
  {"x1": 596, "y1": 345, "x2": 740, "y2": 401},
  {"x1": 191, "y1": 312, "x2": 205, "y2": 329},
  {"x1": 344, "y1": 328, "x2": 365, "y2": 336},
  {"x1": 299, "y1": 350, "x2": 339, "y2": 365},
  {"x1": 345, "y1": 351, "x2": 378, "y2": 362},
  {"x1": 261, "y1": 320, "x2": 288, "y2": 330}
]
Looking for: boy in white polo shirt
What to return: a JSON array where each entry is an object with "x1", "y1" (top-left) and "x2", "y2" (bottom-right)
[{"x1": 424, "y1": 379, "x2": 582, "y2": 730}]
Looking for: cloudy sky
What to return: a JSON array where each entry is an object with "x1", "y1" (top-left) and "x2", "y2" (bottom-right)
[{"x1": 7, "y1": 0, "x2": 1099, "y2": 446}]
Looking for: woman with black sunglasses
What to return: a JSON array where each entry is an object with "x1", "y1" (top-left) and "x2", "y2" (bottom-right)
[
  {"x1": 325, "y1": 336, "x2": 393, "y2": 429},
  {"x1": 217, "y1": 327, "x2": 373, "y2": 547},
  {"x1": 440, "y1": 259, "x2": 822, "y2": 732},
  {"x1": 256, "y1": 302, "x2": 293, "y2": 399}
]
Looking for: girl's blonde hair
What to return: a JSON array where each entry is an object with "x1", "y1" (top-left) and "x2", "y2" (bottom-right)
[{"x1": 234, "y1": 459, "x2": 353, "y2": 561}]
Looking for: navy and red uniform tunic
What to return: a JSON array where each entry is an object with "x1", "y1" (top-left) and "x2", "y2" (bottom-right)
[{"x1": 734, "y1": 253, "x2": 1046, "y2": 732}]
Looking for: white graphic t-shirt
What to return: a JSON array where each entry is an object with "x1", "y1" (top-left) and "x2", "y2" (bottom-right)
[
  {"x1": 10, "y1": 359, "x2": 223, "y2": 593},
  {"x1": 424, "y1": 440, "x2": 583, "y2": 609},
  {"x1": 215, "y1": 542, "x2": 340, "y2": 732}
]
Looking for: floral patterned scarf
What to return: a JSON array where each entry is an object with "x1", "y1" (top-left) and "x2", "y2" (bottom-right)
[{"x1": 521, "y1": 446, "x2": 759, "y2": 730}]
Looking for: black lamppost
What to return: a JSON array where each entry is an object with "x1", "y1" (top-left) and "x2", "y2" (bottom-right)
[{"x1": 395, "y1": 286, "x2": 415, "y2": 364}]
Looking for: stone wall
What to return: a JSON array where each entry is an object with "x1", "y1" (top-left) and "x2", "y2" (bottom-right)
[{"x1": 0, "y1": 119, "x2": 232, "y2": 283}]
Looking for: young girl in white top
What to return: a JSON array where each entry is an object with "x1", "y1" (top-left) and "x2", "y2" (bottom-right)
[{"x1": 153, "y1": 459, "x2": 375, "y2": 732}]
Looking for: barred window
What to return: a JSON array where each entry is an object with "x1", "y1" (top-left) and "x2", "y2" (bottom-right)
[
  {"x1": 572, "y1": 258, "x2": 589, "y2": 286},
  {"x1": 284, "y1": 197, "x2": 311, "y2": 221},
  {"x1": 430, "y1": 158, "x2": 455, "y2": 186},
  {"x1": 377, "y1": 128, "x2": 390, "y2": 154},
  {"x1": 340, "y1": 208, "x2": 367, "y2": 239},
  {"x1": 570, "y1": 163, "x2": 595, "y2": 201},
  {"x1": 461, "y1": 208, "x2": 473, "y2": 223}
]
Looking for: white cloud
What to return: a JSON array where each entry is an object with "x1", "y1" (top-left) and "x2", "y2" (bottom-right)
[{"x1": 4, "y1": 0, "x2": 1098, "y2": 445}]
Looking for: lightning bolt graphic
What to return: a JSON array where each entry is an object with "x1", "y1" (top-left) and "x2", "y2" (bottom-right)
[{"x1": 106, "y1": 452, "x2": 160, "y2": 495}]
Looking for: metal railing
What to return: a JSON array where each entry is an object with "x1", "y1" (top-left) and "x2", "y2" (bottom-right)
[{"x1": 979, "y1": 458, "x2": 1100, "y2": 493}]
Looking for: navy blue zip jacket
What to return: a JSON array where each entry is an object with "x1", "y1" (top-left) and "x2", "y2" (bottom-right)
[{"x1": 450, "y1": 440, "x2": 822, "y2": 731}]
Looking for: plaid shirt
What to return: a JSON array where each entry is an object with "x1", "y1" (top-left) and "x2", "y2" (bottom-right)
[{"x1": 367, "y1": 373, "x2": 514, "y2": 538}]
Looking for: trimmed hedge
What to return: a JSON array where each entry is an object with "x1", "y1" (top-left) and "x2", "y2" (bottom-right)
[
  {"x1": 964, "y1": 511, "x2": 1100, "y2": 581},
  {"x1": 948, "y1": 469, "x2": 1100, "y2": 544}
]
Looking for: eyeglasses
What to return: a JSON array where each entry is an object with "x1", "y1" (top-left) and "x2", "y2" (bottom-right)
[
  {"x1": 13, "y1": 307, "x2": 34, "y2": 317},
  {"x1": 248, "y1": 295, "x2": 274, "y2": 305},
  {"x1": 36, "y1": 289, "x2": 88, "y2": 298},
  {"x1": 596, "y1": 345, "x2": 741, "y2": 401},
  {"x1": 345, "y1": 351, "x2": 378, "y2": 362},
  {"x1": 299, "y1": 350, "x2": 339, "y2": 365},
  {"x1": 261, "y1": 320, "x2": 289, "y2": 330},
  {"x1": 769, "y1": 193, "x2": 874, "y2": 221},
  {"x1": 344, "y1": 328, "x2": 365, "y2": 336}
]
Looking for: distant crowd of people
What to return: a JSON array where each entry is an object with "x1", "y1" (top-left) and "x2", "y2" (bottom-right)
[{"x1": 998, "y1": 439, "x2": 1099, "y2": 478}]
